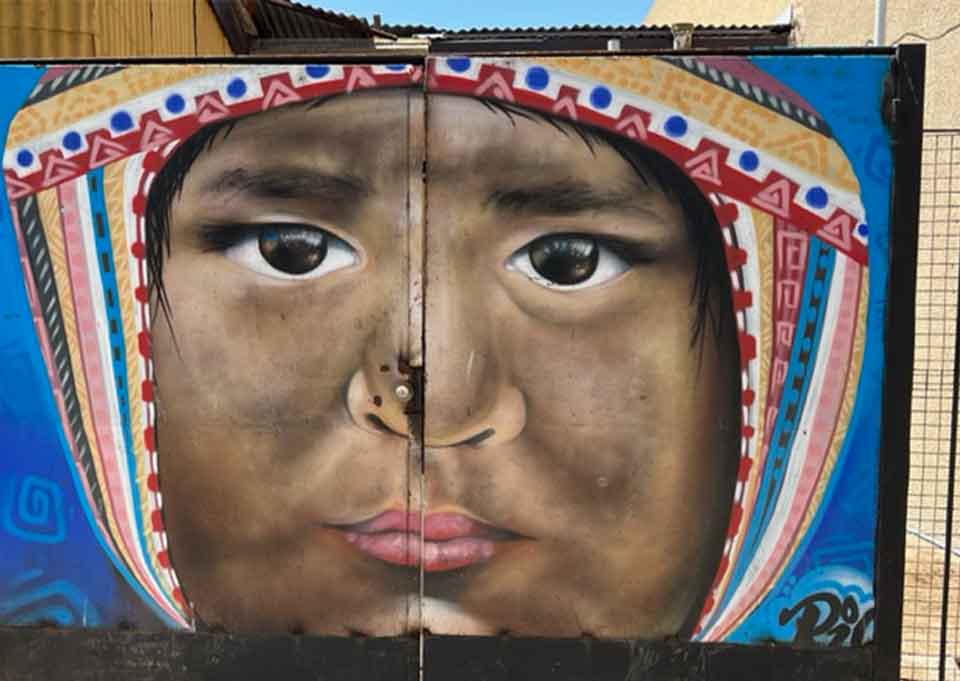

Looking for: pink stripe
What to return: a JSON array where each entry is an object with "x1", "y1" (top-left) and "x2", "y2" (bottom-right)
[
  {"x1": 57, "y1": 181, "x2": 139, "y2": 556},
  {"x1": 710, "y1": 262, "x2": 862, "y2": 640},
  {"x1": 59, "y1": 181, "x2": 179, "y2": 620},
  {"x1": 9, "y1": 202, "x2": 115, "y2": 548}
]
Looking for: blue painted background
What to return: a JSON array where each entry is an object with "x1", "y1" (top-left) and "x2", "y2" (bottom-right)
[
  {"x1": 0, "y1": 66, "x2": 157, "y2": 629},
  {"x1": 726, "y1": 54, "x2": 892, "y2": 644}
]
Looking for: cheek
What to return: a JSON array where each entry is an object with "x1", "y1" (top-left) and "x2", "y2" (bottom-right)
[
  {"x1": 498, "y1": 274, "x2": 738, "y2": 499},
  {"x1": 151, "y1": 256, "x2": 386, "y2": 424}
]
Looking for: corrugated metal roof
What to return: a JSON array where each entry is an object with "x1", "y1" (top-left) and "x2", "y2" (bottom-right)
[
  {"x1": 0, "y1": 0, "x2": 97, "y2": 58},
  {"x1": 415, "y1": 24, "x2": 792, "y2": 52},
  {"x1": 383, "y1": 23, "x2": 791, "y2": 38},
  {"x1": 207, "y1": 1, "x2": 792, "y2": 53},
  {"x1": 251, "y1": 0, "x2": 394, "y2": 39}
]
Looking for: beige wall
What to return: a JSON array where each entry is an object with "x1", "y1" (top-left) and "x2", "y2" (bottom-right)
[
  {"x1": 642, "y1": 0, "x2": 958, "y2": 128},
  {"x1": 0, "y1": 0, "x2": 232, "y2": 58},
  {"x1": 796, "y1": 0, "x2": 957, "y2": 128},
  {"x1": 645, "y1": 0, "x2": 792, "y2": 27}
]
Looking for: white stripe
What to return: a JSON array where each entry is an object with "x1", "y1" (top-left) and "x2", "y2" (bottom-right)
[
  {"x1": 76, "y1": 176, "x2": 170, "y2": 607},
  {"x1": 708, "y1": 255, "x2": 847, "y2": 638}
]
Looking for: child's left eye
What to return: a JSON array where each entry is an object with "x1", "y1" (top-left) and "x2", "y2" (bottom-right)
[{"x1": 505, "y1": 233, "x2": 632, "y2": 291}]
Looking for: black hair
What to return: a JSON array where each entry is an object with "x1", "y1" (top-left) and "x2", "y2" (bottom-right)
[{"x1": 146, "y1": 92, "x2": 733, "y2": 348}]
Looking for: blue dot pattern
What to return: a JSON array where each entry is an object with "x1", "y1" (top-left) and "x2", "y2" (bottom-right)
[
  {"x1": 109, "y1": 111, "x2": 133, "y2": 132},
  {"x1": 385, "y1": 64, "x2": 407, "y2": 72},
  {"x1": 306, "y1": 65, "x2": 330, "y2": 78},
  {"x1": 589, "y1": 86, "x2": 612, "y2": 109},
  {"x1": 857, "y1": 223, "x2": 869, "y2": 237},
  {"x1": 165, "y1": 94, "x2": 185, "y2": 114},
  {"x1": 525, "y1": 67, "x2": 549, "y2": 91},
  {"x1": 447, "y1": 57, "x2": 471, "y2": 73},
  {"x1": 16, "y1": 149, "x2": 33, "y2": 167},
  {"x1": 226, "y1": 78, "x2": 247, "y2": 99},
  {"x1": 739, "y1": 150, "x2": 759, "y2": 172},
  {"x1": 63, "y1": 132, "x2": 83, "y2": 152},
  {"x1": 665, "y1": 115, "x2": 688, "y2": 138},
  {"x1": 806, "y1": 186, "x2": 829, "y2": 209}
]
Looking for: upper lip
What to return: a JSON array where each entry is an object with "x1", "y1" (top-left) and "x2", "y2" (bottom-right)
[{"x1": 329, "y1": 509, "x2": 525, "y2": 542}]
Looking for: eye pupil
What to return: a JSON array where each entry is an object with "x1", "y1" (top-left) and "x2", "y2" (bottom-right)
[
  {"x1": 529, "y1": 235, "x2": 599, "y2": 285},
  {"x1": 259, "y1": 227, "x2": 328, "y2": 275}
]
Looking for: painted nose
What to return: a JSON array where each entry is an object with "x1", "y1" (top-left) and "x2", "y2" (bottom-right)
[
  {"x1": 421, "y1": 277, "x2": 525, "y2": 449},
  {"x1": 346, "y1": 363, "x2": 417, "y2": 439},
  {"x1": 345, "y1": 354, "x2": 525, "y2": 448}
]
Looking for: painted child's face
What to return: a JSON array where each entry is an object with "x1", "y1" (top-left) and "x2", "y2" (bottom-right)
[{"x1": 152, "y1": 90, "x2": 740, "y2": 636}]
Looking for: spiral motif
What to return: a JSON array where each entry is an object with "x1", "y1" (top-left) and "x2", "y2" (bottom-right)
[
  {"x1": 3, "y1": 475, "x2": 65, "y2": 543},
  {"x1": 0, "y1": 571, "x2": 100, "y2": 626}
]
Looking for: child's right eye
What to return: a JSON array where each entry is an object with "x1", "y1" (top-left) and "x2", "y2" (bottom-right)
[{"x1": 202, "y1": 223, "x2": 359, "y2": 281}]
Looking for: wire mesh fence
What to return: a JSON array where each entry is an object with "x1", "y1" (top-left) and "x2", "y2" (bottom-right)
[{"x1": 901, "y1": 129, "x2": 960, "y2": 681}]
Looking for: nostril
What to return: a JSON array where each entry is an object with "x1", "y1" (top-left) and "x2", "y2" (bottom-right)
[
  {"x1": 366, "y1": 413, "x2": 402, "y2": 436},
  {"x1": 457, "y1": 428, "x2": 496, "y2": 448}
]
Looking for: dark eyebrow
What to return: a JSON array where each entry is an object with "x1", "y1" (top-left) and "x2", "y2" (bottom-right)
[
  {"x1": 200, "y1": 167, "x2": 370, "y2": 203},
  {"x1": 485, "y1": 180, "x2": 649, "y2": 216}
]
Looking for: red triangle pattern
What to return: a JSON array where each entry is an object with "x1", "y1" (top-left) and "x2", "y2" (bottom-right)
[
  {"x1": 551, "y1": 95, "x2": 578, "y2": 120},
  {"x1": 751, "y1": 178, "x2": 793, "y2": 218},
  {"x1": 816, "y1": 212, "x2": 854, "y2": 251},
  {"x1": 139, "y1": 119, "x2": 176, "y2": 151},
  {"x1": 41, "y1": 155, "x2": 79, "y2": 187},
  {"x1": 685, "y1": 148, "x2": 723, "y2": 186},
  {"x1": 196, "y1": 93, "x2": 230, "y2": 124},
  {"x1": 261, "y1": 77, "x2": 302, "y2": 109},
  {"x1": 345, "y1": 68, "x2": 376, "y2": 94},
  {"x1": 474, "y1": 72, "x2": 515, "y2": 102},
  {"x1": 89, "y1": 135, "x2": 129, "y2": 168},
  {"x1": 614, "y1": 112, "x2": 648, "y2": 141},
  {"x1": 4, "y1": 173, "x2": 35, "y2": 200}
]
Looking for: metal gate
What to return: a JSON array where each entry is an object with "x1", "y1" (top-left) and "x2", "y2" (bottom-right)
[{"x1": 902, "y1": 129, "x2": 960, "y2": 681}]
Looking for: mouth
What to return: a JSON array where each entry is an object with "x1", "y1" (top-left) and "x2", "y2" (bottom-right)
[{"x1": 329, "y1": 510, "x2": 522, "y2": 572}]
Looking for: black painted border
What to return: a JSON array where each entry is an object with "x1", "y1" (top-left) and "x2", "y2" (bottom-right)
[
  {"x1": 873, "y1": 43, "x2": 926, "y2": 681},
  {"x1": 0, "y1": 47, "x2": 924, "y2": 681}
]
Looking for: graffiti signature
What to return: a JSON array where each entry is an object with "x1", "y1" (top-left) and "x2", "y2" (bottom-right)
[{"x1": 778, "y1": 591, "x2": 876, "y2": 646}]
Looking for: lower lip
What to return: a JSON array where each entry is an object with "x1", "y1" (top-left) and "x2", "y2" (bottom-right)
[{"x1": 342, "y1": 531, "x2": 496, "y2": 572}]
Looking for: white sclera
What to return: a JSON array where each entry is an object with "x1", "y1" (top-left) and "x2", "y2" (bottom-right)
[
  {"x1": 224, "y1": 226, "x2": 359, "y2": 282},
  {"x1": 505, "y1": 237, "x2": 631, "y2": 291}
]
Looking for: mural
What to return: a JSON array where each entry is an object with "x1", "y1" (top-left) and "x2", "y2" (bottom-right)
[{"x1": 0, "y1": 54, "x2": 893, "y2": 643}]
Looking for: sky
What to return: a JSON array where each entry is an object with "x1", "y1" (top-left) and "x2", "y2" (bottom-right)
[{"x1": 306, "y1": 0, "x2": 655, "y2": 30}]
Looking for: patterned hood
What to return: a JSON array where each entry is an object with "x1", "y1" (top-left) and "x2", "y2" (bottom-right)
[{"x1": 2, "y1": 57, "x2": 874, "y2": 639}]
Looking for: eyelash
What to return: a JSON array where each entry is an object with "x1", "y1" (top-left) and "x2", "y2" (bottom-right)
[
  {"x1": 198, "y1": 222, "x2": 279, "y2": 251},
  {"x1": 199, "y1": 221, "x2": 359, "y2": 282},
  {"x1": 506, "y1": 232, "x2": 660, "y2": 292}
]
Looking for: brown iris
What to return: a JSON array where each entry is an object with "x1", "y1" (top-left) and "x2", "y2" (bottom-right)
[
  {"x1": 529, "y1": 234, "x2": 599, "y2": 285},
  {"x1": 258, "y1": 227, "x2": 328, "y2": 275}
]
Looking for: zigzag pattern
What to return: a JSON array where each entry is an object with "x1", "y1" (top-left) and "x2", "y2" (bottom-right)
[
  {"x1": 669, "y1": 57, "x2": 832, "y2": 138},
  {"x1": 15, "y1": 196, "x2": 106, "y2": 523},
  {"x1": 26, "y1": 66, "x2": 125, "y2": 106}
]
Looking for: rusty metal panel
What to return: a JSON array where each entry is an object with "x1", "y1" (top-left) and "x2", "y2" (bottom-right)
[
  {"x1": 93, "y1": 0, "x2": 154, "y2": 56},
  {"x1": 0, "y1": 0, "x2": 95, "y2": 33},
  {"x1": 0, "y1": 62, "x2": 426, "y2": 635},
  {"x1": 195, "y1": 0, "x2": 233, "y2": 56},
  {"x1": 151, "y1": 0, "x2": 197, "y2": 56},
  {"x1": 417, "y1": 51, "x2": 899, "y2": 646},
  {"x1": 0, "y1": 0, "x2": 96, "y2": 58},
  {"x1": 0, "y1": 46, "x2": 925, "y2": 680},
  {"x1": 0, "y1": 26, "x2": 95, "y2": 58}
]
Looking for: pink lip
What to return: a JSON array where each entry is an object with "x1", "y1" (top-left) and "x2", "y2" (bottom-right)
[{"x1": 332, "y1": 510, "x2": 510, "y2": 572}]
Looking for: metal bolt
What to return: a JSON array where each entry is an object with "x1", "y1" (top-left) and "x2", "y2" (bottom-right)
[{"x1": 394, "y1": 382, "x2": 413, "y2": 402}]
